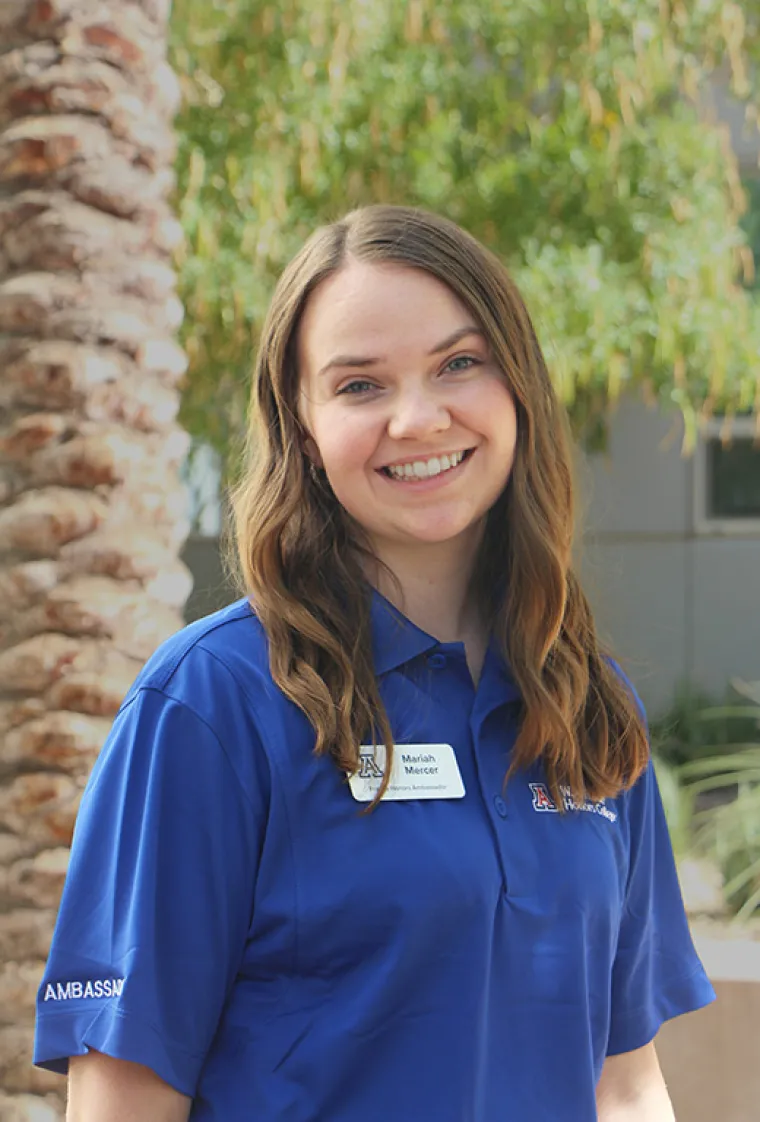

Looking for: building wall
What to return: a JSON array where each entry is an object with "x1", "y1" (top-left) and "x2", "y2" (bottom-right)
[{"x1": 577, "y1": 397, "x2": 760, "y2": 714}]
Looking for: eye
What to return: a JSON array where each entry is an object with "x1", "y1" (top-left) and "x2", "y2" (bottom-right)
[
  {"x1": 445, "y1": 354, "x2": 480, "y2": 373},
  {"x1": 337, "y1": 379, "x2": 377, "y2": 396}
]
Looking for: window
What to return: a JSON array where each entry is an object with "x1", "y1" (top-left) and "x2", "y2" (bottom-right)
[{"x1": 694, "y1": 417, "x2": 760, "y2": 533}]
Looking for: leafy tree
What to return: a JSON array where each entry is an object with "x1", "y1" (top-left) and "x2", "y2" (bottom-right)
[
  {"x1": 741, "y1": 176, "x2": 760, "y2": 292},
  {"x1": 170, "y1": 0, "x2": 760, "y2": 458}
]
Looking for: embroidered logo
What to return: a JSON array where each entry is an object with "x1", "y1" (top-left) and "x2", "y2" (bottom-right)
[
  {"x1": 529, "y1": 783, "x2": 617, "y2": 823},
  {"x1": 42, "y1": 978, "x2": 125, "y2": 1002},
  {"x1": 530, "y1": 783, "x2": 557, "y2": 812}
]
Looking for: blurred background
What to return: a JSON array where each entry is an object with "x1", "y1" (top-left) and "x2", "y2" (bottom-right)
[{"x1": 0, "y1": 1, "x2": 759, "y2": 1119}]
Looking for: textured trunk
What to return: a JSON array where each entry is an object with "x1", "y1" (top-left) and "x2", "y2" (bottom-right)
[{"x1": 0, "y1": 2, "x2": 189, "y2": 1117}]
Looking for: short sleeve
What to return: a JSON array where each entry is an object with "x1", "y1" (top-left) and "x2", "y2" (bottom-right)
[
  {"x1": 33, "y1": 686, "x2": 268, "y2": 1096},
  {"x1": 606, "y1": 758, "x2": 715, "y2": 1055}
]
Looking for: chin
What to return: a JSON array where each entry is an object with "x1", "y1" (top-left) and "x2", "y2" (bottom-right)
[{"x1": 399, "y1": 521, "x2": 481, "y2": 546}]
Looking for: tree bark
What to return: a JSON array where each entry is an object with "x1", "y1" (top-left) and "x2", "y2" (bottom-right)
[{"x1": 0, "y1": 3, "x2": 189, "y2": 1117}]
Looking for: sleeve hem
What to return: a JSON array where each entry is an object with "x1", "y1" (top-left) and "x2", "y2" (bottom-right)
[
  {"x1": 606, "y1": 967, "x2": 716, "y2": 1056},
  {"x1": 34, "y1": 1003, "x2": 203, "y2": 1097}
]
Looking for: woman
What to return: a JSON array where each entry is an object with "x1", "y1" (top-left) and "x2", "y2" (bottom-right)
[{"x1": 35, "y1": 205, "x2": 714, "y2": 1121}]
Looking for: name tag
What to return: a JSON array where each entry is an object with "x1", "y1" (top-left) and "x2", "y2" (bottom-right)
[{"x1": 348, "y1": 743, "x2": 465, "y2": 802}]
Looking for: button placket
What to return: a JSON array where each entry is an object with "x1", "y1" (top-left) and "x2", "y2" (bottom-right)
[
  {"x1": 463, "y1": 719, "x2": 509, "y2": 895},
  {"x1": 469, "y1": 698, "x2": 524, "y2": 897},
  {"x1": 493, "y1": 795, "x2": 507, "y2": 818}
]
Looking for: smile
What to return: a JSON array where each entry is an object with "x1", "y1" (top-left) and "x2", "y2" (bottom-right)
[{"x1": 380, "y1": 449, "x2": 473, "y2": 481}]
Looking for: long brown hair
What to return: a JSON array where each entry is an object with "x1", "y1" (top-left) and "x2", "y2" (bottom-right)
[{"x1": 231, "y1": 205, "x2": 649, "y2": 807}]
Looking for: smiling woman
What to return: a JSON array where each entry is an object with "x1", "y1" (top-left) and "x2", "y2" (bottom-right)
[
  {"x1": 34, "y1": 206, "x2": 714, "y2": 1122},
  {"x1": 296, "y1": 259, "x2": 518, "y2": 567}
]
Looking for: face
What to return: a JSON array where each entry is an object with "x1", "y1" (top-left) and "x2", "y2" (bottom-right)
[{"x1": 297, "y1": 259, "x2": 518, "y2": 562}]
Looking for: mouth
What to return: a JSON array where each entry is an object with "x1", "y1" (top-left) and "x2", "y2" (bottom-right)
[{"x1": 378, "y1": 448, "x2": 475, "y2": 482}]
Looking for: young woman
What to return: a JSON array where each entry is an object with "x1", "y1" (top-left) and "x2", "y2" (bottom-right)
[{"x1": 35, "y1": 205, "x2": 714, "y2": 1121}]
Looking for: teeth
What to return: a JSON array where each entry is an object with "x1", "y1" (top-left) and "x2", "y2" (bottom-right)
[{"x1": 387, "y1": 451, "x2": 466, "y2": 480}]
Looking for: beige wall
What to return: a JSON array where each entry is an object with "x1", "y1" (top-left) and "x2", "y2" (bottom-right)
[
  {"x1": 657, "y1": 934, "x2": 760, "y2": 1122},
  {"x1": 658, "y1": 982, "x2": 760, "y2": 1122}
]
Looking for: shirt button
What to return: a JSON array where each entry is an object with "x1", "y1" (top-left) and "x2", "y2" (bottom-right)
[
  {"x1": 493, "y1": 795, "x2": 507, "y2": 818},
  {"x1": 427, "y1": 652, "x2": 447, "y2": 669}
]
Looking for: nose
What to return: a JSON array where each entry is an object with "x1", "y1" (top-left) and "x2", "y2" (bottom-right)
[{"x1": 386, "y1": 386, "x2": 451, "y2": 441}]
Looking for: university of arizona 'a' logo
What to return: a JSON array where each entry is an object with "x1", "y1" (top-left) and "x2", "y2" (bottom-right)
[
  {"x1": 530, "y1": 783, "x2": 559, "y2": 812},
  {"x1": 358, "y1": 746, "x2": 384, "y2": 780},
  {"x1": 529, "y1": 782, "x2": 617, "y2": 822}
]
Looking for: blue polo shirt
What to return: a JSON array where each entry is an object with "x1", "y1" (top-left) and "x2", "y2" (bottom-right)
[{"x1": 34, "y1": 594, "x2": 714, "y2": 1121}]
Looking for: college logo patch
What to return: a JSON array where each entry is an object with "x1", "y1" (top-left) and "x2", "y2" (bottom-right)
[
  {"x1": 529, "y1": 783, "x2": 617, "y2": 823},
  {"x1": 529, "y1": 783, "x2": 558, "y2": 812}
]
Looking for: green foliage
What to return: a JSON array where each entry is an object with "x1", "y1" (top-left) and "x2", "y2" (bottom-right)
[
  {"x1": 652, "y1": 753, "x2": 696, "y2": 862},
  {"x1": 741, "y1": 176, "x2": 760, "y2": 292},
  {"x1": 654, "y1": 681, "x2": 760, "y2": 917},
  {"x1": 170, "y1": 0, "x2": 760, "y2": 465},
  {"x1": 699, "y1": 783, "x2": 760, "y2": 919},
  {"x1": 650, "y1": 682, "x2": 760, "y2": 767},
  {"x1": 684, "y1": 735, "x2": 760, "y2": 919}
]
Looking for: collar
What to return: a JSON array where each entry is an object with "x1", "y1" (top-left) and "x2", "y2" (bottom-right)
[
  {"x1": 370, "y1": 590, "x2": 441, "y2": 676},
  {"x1": 369, "y1": 589, "x2": 521, "y2": 704}
]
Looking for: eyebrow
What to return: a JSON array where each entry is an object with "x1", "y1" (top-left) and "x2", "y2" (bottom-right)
[{"x1": 316, "y1": 326, "x2": 486, "y2": 378}]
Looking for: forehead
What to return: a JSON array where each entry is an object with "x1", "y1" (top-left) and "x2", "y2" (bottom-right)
[{"x1": 297, "y1": 259, "x2": 477, "y2": 364}]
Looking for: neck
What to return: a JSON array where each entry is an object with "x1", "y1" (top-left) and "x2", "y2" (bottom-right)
[{"x1": 364, "y1": 531, "x2": 486, "y2": 644}]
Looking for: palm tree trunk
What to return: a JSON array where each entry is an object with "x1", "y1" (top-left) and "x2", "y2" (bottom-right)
[{"x1": 0, "y1": 3, "x2": 190, "y2": 1116}]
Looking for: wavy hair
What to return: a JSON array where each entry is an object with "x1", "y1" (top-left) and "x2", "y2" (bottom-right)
[{"x1": 230, "y1": 205, "x2": 649, "y2": 807}]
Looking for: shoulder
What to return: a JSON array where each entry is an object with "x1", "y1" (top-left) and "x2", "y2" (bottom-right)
[
  {"x1": 91, "y1": 600, "x2": 278, "y2": 812},
  {"x1": 115, "y1": 598, "x2": 312, "y2": 779},
  {"x1": 119, "y1": 597, "x2": 273, "y2": 760},
  {"x1": 128, "y1": 597, "x2": 267, "y2": 683},
  {"x1": 123, "y1": 597, "x2": 271, "y2": 716}
]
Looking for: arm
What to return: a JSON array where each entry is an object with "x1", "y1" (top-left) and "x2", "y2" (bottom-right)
[
  {"x1": 68, "y1": 1051, "x2": 191, "y2": 1122},
  {"x1": 596, "y1": 1042, "x2": 675, "y2": 1121},
  {"x1": 35, "y1": 688, "x2": 267, "y2": 1098}
]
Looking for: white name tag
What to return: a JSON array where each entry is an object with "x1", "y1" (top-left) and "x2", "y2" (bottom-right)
[{"x1": 348, "y1": 743, "x2": 465, "y2": 802}]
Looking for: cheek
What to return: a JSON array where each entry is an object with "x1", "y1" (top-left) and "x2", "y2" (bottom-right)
[
  {"x1": 467, "y1": 378, "x2": 517, "y2": 443},
  {"x1": 312, "y1": 409, "x2": 380, "y2": 477}
]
